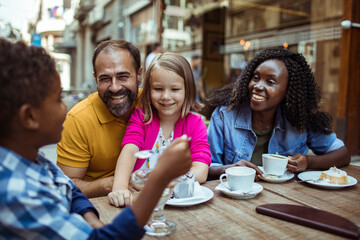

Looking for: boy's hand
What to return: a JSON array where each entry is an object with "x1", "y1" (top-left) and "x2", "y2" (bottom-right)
[
  {"x1": 108, "y1": 189, "x2": 133, "y2": 207},
  {"x1": 83, "y1": 211, "x2": 104, "y2": 228},
  {"x1": 130, "y1": 135, "x2": 192, "y2": 226},
  {"x1": 155, "y1": 135, "x2": 192, "y2": 183}
]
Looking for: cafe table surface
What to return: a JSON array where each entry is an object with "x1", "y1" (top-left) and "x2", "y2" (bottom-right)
[{"x1": 90, "y1": 165, "x2": 360, "y2": 239}]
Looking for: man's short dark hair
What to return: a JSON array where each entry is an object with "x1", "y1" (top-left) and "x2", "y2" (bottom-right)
[
  {"x1": 92, "y1": 39, "x2": 141, "y2": 75},
  {"x1": 0, "y1": 38, "x2": 57, "y2": 138}
]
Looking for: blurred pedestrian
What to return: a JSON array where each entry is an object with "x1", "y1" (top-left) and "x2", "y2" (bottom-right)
[
  {"x1": 191, "y1": 55, "x2": 206, "y2": 103},
  {"x1": 145, "y1": 42, "x2": 163, "y2": 70}
]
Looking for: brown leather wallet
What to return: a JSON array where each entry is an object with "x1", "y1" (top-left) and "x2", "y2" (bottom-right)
[{"x1": 256, "y1": 203, "x2": 359, "y2": 239}]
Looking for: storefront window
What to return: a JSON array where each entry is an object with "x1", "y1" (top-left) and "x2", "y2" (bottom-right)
[
  {"x1": 166, "y1": 0, "x2": 181, "y2": 7},
  {"x1": 187, "y1": 0, "x2": 343, "y2": 127},
  {"x1": 166, "y1": 15, "x2": 181, "y2": 30}
]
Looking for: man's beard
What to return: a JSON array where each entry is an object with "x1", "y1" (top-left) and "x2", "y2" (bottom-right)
[{"x1": 100, "y1": 85, "x2": 138, "y2": 118}]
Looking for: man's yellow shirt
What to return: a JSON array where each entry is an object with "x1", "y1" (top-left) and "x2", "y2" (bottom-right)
[{"x1": 57, "y1": 90, "x2": 142, "y2": 181}]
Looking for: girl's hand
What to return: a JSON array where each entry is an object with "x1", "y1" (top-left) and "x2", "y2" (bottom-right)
[
  {"x1": 108, "y1": 189, "x2": 133, "y2": 207},
  {"x1": 234, "y1": 160, "x2": 265, "y2": 180},
  {"x1": 287, "y1": 153, "x2": 308, "y2": 173}
]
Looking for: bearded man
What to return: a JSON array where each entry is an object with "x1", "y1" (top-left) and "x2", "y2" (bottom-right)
[{"x1": 57, "y1": 40, "x2": 143, "y2": 197}]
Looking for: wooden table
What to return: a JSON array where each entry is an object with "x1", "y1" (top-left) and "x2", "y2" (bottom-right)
[{"x1": 90, "y1": 165, "x2": 360, "y2": 239}]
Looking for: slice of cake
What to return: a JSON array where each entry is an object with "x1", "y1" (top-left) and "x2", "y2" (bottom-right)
[
  {"x1": 319, "y1": 167, "x2": 348, "y2": 185},
  {"x1": 173, "y1": 172, "x2": 195, "y2": 198}
]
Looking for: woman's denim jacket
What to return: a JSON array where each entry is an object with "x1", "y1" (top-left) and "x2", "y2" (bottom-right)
[{"x1": 207, "y1": 103, "x2": 344, "y2": 166}]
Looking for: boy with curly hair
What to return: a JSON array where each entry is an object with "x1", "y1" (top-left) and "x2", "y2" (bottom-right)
[{"x1": 0, "y1": 38, "x2": 191, "y2": 239}]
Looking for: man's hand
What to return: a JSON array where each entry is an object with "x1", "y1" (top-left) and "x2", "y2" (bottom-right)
[
  {"x1": 57, "y1": 163, "x2": 114, "y2": 197},
  {"x1": 129, "y1": 180, "x2": 143, "y2": 191}
]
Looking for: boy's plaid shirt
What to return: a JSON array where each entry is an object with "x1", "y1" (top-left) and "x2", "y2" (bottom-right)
[{"x1": 0, "y1": 147, "x2": 92, "y2": 239}]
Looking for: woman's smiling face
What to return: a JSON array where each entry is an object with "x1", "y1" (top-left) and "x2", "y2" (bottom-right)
[{"x1": 248, "y1": 59, "x2": 289, "y2": 114}]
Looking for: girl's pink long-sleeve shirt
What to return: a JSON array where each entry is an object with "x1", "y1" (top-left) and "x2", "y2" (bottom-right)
[{"x1": 122, "y1": 108, "x2": 211, "y2": 171}]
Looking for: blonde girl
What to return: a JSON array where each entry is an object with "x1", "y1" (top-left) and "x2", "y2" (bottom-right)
[{"x1": 108, "y1": 52, "x2": 211, "y2": 207}]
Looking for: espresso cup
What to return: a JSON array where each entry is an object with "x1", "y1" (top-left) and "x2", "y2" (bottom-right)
[
  {"x1": 219, "y1": 167, "x2": 255, "y2": 192},
  {"x1": 262, "y1": 153, "x2": 289, "y2": 176}
]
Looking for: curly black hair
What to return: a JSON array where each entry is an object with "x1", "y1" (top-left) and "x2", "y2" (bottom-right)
[
  {"x1": 207, "y1": 48, "x2": 332, "y2": 134},
  {"x1": 0, "y1": 38, "x2": 57, "y2": 139}
]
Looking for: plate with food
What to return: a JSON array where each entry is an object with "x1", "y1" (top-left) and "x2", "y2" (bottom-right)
[
  {"x1": 166, "y1": 182, "x2": 213, "y2": 207},
  {"x1": 297, "y1": 167, "x2": 358, "y2": 189},
  {"x1": 258, "y1": 166, "x2": 294, "y2": 183}
]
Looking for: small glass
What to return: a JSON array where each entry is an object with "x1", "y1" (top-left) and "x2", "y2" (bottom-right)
[{"x1": 131, "y1": 150, "x2": 186, "y2": 236}]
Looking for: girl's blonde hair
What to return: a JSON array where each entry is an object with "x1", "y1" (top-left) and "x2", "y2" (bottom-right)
[{"x1": 140, "y1": 52, "x2": 203, "y2": 123}]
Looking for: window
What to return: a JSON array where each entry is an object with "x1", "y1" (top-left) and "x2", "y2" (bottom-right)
[{"x1": 167, "y1": 16, "x2": 180, "y2": 30}]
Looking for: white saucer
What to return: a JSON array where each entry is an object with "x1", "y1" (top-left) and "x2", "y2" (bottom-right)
[
  {"x1": 258, "y1": 166, "x2": 295, "y2": 183},
  {"x1": 297, "y1": 171, "x2": 358, "y2": 189},
  {"x1": 166, "y1": 186, "x2": 213, "y2": 207},
  {"x1": 215, "y1": 182, "x2": 263, "y2": 199}
]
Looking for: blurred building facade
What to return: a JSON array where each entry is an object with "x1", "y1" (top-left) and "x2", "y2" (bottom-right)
[
  {"x1": 28, "y1": 0, "x2": 76, "y2": 91},
  {"x1": 50, "y1": 0, "x2": 359, "y2": 155},
  {"x1": 58, "y1": 0, "x2": 191, "y2": 91},
  {"x1": 0, "y1": 19, "x2": 23, "y2": 42}
]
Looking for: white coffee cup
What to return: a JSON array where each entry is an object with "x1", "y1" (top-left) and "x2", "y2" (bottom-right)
[
  {"x1": 219, "y1": 167, "x2": 255, "y2": 192},
  {"x1": 262, "y1": 153, "x2": 289, "y2": 176}
]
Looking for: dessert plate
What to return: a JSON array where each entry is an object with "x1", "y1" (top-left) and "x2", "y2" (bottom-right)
[
  {"x1": 297, "y1": 171, "x2": 358, "y2": 189},
  {"x1": 166, "y1": 186, "x2": 213, "y2": 207},
  {"x1": 215, "y1": 182, "x2": 263, "y2": 199},
  {"x1": 258, "y1": 166, "x2": 295, "y2": 183}
]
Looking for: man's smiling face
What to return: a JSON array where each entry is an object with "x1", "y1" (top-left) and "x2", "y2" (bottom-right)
[{"x1": 94, "y1": 49, "x2": 141, "y2": 120}]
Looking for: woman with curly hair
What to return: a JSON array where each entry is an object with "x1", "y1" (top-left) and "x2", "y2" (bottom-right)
[{"x1": 207, "y1": 48, "x2": 350, "y2": 179}]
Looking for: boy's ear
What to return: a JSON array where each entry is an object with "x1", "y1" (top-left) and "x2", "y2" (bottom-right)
[{"x1": 18, "y1": 104, "x2": 40, "y2": 130}]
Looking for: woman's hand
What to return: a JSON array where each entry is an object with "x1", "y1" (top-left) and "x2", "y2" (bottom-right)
[
  {"x1": 287, "y1": 153, "x2": 308, "y2": 173},
  {"x1": 234, "y1": 160, "x2": 265, "y2": 180},
  {"x1": 108, "y1": 189, "x2": 133, "y2": 207}
]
